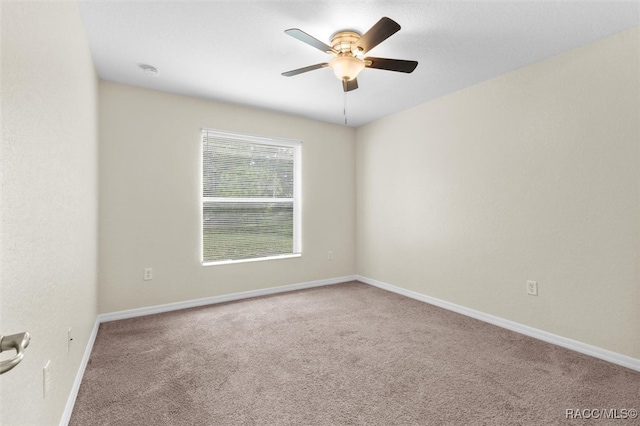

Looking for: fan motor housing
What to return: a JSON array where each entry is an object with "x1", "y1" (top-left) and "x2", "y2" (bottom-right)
[{"x1": 330, "y1": 30, "x2": 362, "y2": 55}]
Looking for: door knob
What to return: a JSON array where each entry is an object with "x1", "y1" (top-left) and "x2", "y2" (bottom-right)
[{"x1": 0, "y1": 332, "x2": 31, "y2": 375}]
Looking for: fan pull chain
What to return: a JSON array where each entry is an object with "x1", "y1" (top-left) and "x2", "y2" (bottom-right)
[{"x1": 344, "y1": 91, "x2": 348, "y2": 126}]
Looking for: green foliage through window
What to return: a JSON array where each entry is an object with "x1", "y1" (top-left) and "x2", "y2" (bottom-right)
[{"x1": 202, "y1": 130, "x2": 301, "y2": 263}]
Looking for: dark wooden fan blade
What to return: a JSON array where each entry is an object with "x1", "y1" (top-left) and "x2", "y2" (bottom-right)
[
  {"x1": 365, "y1": 57, "x2": 418, "y2": 73},
  {"x1": 285, "y1": 29, "x2": 336, "y2": 54},
  {"x1": 342, "y1": 78, "x2": 358, "y2": 92},
  {"x1": 354, "y1": 17, "x2": 401, "y2": 54},
  {"x1": 281, "y1": 63, "x2": 329, "y2": 77}
]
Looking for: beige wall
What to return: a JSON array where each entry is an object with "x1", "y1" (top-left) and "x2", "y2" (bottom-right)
[
  {"x1": 1, "y1": 2, "x2": 98, "y2": 425},
  {"x1": 98, "y1": 82, "x2": 356, "y2": 313},
  {"x1": 356, "y1": 28, "x2": 640, "y2": 359}
]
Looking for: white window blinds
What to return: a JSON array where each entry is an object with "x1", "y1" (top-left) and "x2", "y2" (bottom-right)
[{"x1": 202, "y1": 129, "x2": 301, "y2": 264}]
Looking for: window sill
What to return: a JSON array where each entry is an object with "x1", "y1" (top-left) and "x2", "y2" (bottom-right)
[{"x1": 202, "y1": 253, "x2": 301, "y2": 267}]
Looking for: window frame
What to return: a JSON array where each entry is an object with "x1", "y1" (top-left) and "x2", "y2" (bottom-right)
[{"x1": 200, "y1": 128, "x2": 302, "y2": 266}]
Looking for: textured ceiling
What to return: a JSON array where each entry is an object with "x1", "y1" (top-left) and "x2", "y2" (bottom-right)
[{"x1": 78, "y1": 1, "x2": 639, "y2": 127}]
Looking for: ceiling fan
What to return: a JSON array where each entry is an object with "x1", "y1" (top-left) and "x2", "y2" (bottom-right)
[{"x1": 282, "y1": 17, "x2": 418, "y2": 92}]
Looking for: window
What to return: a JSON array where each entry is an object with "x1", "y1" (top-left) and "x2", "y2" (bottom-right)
[{"x1": 201, "y1": 129, "x2": 301, "y2": 265}]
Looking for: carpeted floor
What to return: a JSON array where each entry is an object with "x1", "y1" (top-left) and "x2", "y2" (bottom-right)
[{"x1": 70, "y1": 281, "x2": 639, "y2": 425}]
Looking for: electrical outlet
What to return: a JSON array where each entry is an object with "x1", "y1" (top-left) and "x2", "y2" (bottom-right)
[
  {"x1": 144, "y1": 268, "x2": 153, "y2": 281},
  {"x1": 67, "y1": 327, "x2": 73, "y2": 353},
  {"x1": 328, "y1": 251, "x2": 333, "y2": 260},
  {"x1": 527, "y1": 280, "x2": 538, "y2": 296},
  {"x1": 43, "y1": 361, "x2": 51, "y2": 398}
]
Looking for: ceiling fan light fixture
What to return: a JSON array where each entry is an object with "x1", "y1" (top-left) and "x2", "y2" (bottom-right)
[
  {"x1": 282, "y1": 17, "x2": 417, "y2": 92},
  {"x1": 329, "y1": 55, "x2": 365, "y2": 81}
]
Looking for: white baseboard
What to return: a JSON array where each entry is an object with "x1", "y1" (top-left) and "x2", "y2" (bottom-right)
[
  {"x1": 98, "y1": 275, "x2": 357, "y2": 323},
  {"x1": 59, "y1": 317, "x2": 101, "y2": 426},
  {"x1": 357, "y1": 275, "x2": 640, "y2": 372}
]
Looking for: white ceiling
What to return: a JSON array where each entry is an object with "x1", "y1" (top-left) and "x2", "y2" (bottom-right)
[{"x1": 78, "y1": 1, "x2": 639, "y2": 127}]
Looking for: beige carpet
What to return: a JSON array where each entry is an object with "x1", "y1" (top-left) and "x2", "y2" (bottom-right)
[{"x1": 70, "y1": 281, "x2": 639, "y2": 425}]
